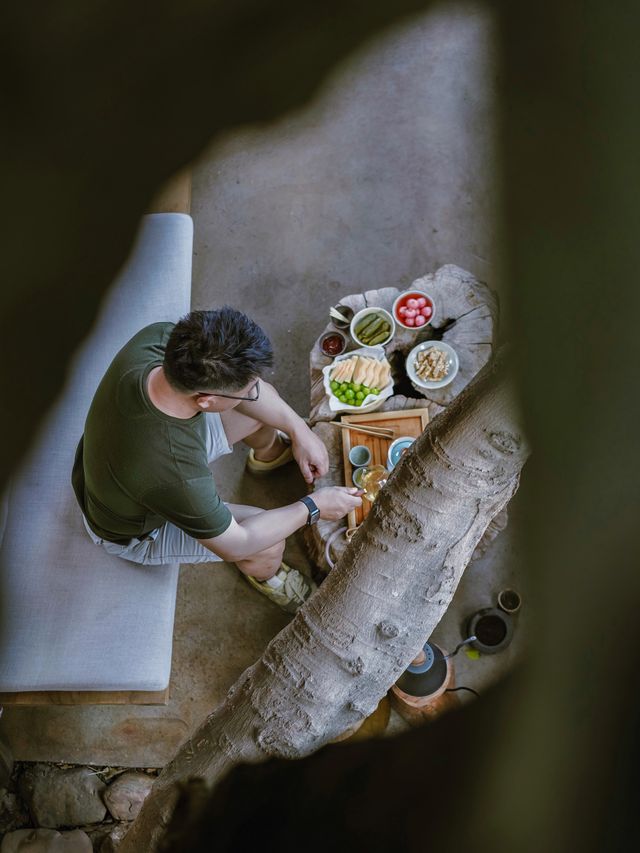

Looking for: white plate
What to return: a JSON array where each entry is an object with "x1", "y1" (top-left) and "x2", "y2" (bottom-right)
[
  {"x1": 406, "y1": 341, "x2": 459, "y2": 390},
  {"x1": 323, "y1": 346, "x2": 394, "y2": 413}
]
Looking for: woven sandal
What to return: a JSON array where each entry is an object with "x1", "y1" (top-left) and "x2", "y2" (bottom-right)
[{"x1": 246, "y1": 431, "x2": 294, "y2": 475}]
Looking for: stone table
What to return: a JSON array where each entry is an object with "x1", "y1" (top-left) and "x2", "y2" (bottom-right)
[{"x1": 306, "y1": 264, "x2": 501, "y2": 574}]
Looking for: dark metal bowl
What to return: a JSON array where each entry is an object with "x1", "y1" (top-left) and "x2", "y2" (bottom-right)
[{"x1": 467, "y1": 608, "x2": 514, "y2": 655}]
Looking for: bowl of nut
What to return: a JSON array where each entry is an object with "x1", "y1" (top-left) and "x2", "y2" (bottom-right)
[{"x1": 406, "y1": 341, "x2": 459, "y2": 390}]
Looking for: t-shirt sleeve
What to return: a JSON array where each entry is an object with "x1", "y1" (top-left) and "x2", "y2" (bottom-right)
[{"x1": 142, "y1": 476, "x2": 233, "y2": 539}]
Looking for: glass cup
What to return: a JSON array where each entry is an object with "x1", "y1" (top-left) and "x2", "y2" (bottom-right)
[{"x1": 359, "y1": 464, "x2": 388, "y2": 502}]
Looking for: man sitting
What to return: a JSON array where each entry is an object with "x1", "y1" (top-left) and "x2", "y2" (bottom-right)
[{"x1": 72, "y1": 307, "x2": 361, "y2": 612}]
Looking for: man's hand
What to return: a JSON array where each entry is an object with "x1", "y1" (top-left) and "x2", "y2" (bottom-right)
[
  {"x1": 236, "y1": 382, "x2": 329, "y2": 483},
  {"x1": 312, "y1": 486, "x2": 363, "y2": 520},
  {"x1": 291, "y1": 428, "x2": 330, "y2": 484}
]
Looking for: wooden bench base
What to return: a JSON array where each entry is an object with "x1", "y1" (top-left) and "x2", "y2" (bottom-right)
[
  {"x1": 0, "y1": 688, "x2": 169, "y2": 706},
  {"x1": 148, "y1": 169, "x2": 192, "y2": 214}
]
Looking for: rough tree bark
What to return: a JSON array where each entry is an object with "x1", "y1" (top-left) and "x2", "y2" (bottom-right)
[{"x1": 119, "y1": 355, "x2": 529, "y2": 853}]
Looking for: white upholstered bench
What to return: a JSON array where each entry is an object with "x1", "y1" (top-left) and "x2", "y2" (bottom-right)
[{"x1": 0, "y1": 207, "x2": 193, "y2": 705}]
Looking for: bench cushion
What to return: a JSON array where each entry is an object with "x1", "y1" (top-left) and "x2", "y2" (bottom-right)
[{"x1": 0, "y1": 213, "x2": 193, "y2": 691}]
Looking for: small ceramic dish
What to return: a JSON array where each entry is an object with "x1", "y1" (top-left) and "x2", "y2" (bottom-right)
[
  {"x1": 406, "y1": 341, "x2": 459, "y2": 390},
  {"x1": 330, "y1": 304, "x2": 354, "y2": 330},
  {"x1": 319, "y1": 330, "x2": 347, "y2": 357},
  {"x1": 497, "y1": 589, "x2": 522, "y2": 614}
]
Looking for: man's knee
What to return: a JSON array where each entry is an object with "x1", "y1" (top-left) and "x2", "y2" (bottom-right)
[
  {"x1": 238, "y1": 540, "x2": 285, "y2": 580},
  {"x1": 219, "y1": 410, "x2": 263, "y2": 447},
  {"x1": 256, "y1": 539, "x2": 286, "y2": 571},
  {"x1": 269, "y1": 539, "x2": 286, "y2": 564}
]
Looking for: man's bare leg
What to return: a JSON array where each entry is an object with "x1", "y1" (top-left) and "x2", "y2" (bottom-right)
[
  {"x1": 226, "y1": 499, "x2": 315, "y2": 614},
  {"x1": 220, "y1": 410, "x2": 288, "y2": 463},
  {"x1": 220, "y1": 421, "x2": 314, "y2": 611},
  {"x1": 227, "y1": 503, "x2": 285, "y2": 580}
]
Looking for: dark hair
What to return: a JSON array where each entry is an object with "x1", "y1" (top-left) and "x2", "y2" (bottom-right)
[{"x1": 163, "y1": 308, "x2": 273, "y2": 393}]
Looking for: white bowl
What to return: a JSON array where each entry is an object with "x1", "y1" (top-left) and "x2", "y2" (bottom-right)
[
  {"x1": 406, "y1": 341, "x2": 459, "y2": 390},
  {"x1": 350, "y1": 307, "x2": 395, "y2": 348},
  {"x1": 322, "y1": 346, "x2": 394, "y2": 413},
  {"x1": 392, "y1": 290, "x2": 436, "y2": 331}
]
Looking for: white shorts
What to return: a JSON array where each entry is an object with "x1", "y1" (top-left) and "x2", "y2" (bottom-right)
[{"x1": 82, "y1": 412, "x2": 233, "y2": 566}]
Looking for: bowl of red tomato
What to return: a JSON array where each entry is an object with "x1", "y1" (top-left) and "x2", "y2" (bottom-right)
[{"x1": 392, "y1": 290, "x2": 435, "y2": 330}]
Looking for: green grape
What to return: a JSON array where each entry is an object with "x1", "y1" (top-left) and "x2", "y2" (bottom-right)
[
  {"x1": 340, "y1": 383, "x2": 348, "y2": 392},
  {"x1": 361, "y1": 386, "x2": 370, "y2": 395},
  {"x1": 330, "y1": 380, "x2": 339, "y2": 391},
  {"x1": 351, "y1": 383, "x2": 361, "y2": 392},
  {"x1": 371, "y1": 387, "x2": 380, "y2": 395},
  {"x1": 345, "y1": 390, "x2": 355, "y2": 400},
  {"x1": 355, "y1": 391, "x2": 365, "y2": 401}
]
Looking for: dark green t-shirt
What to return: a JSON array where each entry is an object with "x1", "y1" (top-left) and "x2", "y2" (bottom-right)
[{"x1": 72, "y1": 322, "x2": 233, "y2": 543}]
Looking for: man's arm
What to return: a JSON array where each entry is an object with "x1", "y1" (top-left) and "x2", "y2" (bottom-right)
[
  {"x1": 236, "y1": 381, "x2": 329, "y2": 483},
  {"x1": 198, "y1": 502, "x2": 308, "y2": 562},
  {"x1": 197, "y1": 486, "x2": 361, "y2": 562}
]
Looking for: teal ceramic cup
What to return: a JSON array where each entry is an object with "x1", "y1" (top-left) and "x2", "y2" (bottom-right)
[
  {"x1": 352, "y1": 467, "x2": 367, "y2": 488},
  {"x1": 348, "y1": 445, "x2": 371, "y2": 467}
]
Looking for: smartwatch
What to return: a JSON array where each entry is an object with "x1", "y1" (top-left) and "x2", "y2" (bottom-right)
[{"x1": 298, "y1": 495, "x2": 320, "y2": 526}]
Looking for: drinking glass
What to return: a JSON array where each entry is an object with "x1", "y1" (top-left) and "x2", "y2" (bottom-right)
[{"x1": 360, "y1": 465, "x2": 388, "y2": 502}]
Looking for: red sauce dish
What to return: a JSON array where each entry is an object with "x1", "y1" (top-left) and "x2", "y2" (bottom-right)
[
  {"x1": 320, "y1": 331, "x2": 347, "y2": 356},
  {"x1": 392, "y1": 290, "x2": 435, "y2": 330}
]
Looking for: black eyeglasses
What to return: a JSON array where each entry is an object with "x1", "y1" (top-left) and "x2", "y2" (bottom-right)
[{"x1": 197, "y1": 379, "x2": 261, "y2": 402}]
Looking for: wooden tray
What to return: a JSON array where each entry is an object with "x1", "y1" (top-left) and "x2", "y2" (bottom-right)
[{"x1": 341, "y1": 408, "x2": 430, "y2": 528}]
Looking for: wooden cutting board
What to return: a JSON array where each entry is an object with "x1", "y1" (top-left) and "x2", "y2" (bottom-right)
[{"x1": 341, "y1": 408, "x2": 430, "y2": 528}]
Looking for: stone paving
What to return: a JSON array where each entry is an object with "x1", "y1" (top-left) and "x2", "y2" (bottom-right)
[{"x1": 1, "y1": 762, "x2": 156, "y2": 851}]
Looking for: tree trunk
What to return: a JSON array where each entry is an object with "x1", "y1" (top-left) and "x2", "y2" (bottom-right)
[{"x1": 119, "y1": 356, "x2": 528, "y2": 853}]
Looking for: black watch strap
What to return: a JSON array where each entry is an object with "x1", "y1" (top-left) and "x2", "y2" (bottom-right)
[{"x1": 298, "y1": 495, "x2": 320, "y2": 526}]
